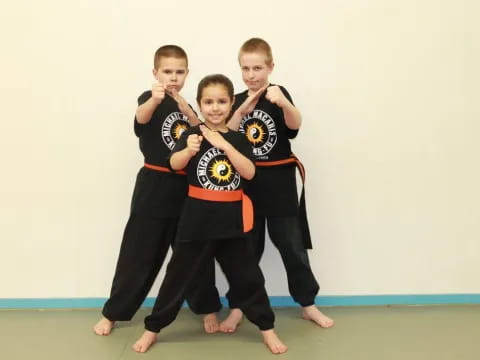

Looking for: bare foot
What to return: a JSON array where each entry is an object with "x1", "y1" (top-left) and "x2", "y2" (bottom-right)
[
  {"x1": 93, "y1": 317, "x2": 115, "y2": 336},
  {"x1": 302, "y1": 305, "x2": 335, "y2": 328},
  {"x1": 261, "y1": 329, "x2": 288, "y2": 354},
  {"x1": 219, "y1": 308, "x2": 243, "y2": 333},
  {"x1": 132, "y1": 330, "x2": 157, "y2": 353},
  {"x1": 203, "y1": 313, "x2": 220, "y2": 333}
]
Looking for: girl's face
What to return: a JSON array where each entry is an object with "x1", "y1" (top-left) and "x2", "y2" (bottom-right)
[{"x1": 199, "y1": 84, "x2": 233, "y2": 129}]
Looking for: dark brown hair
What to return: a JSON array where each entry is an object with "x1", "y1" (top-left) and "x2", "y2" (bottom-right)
[
  {"x1": 154, "y1": 45, "x2": 188, "y2": 69},
  {"x1": 196, "y1": 74, "x2": 234, "y2": 104}
]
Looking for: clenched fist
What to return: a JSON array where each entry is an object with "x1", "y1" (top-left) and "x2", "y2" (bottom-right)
[
  {"x1": 265, "y1": 86, "x2": 288, "y2": 108},
  {"x1": 151, "y1": 82, "x2": 166, "y2": 104},
  {"x1": 186, "y1": 134, "x2": 203, "y2": 155}
]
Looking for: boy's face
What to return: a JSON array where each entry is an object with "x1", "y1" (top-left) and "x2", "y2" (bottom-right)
[
  {"x1": 152, "y1": 57, "x2": 189, "y2": 92},
  {"x1": 239, "y1": 52, "x2": 273, "y2": 92}
]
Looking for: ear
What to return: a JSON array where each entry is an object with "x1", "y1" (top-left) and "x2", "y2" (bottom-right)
[
  {"x1": 152, "y1": 68, "x2": 157, "y2": 79},
  {"x1": 268, "y1": 62, "x2": 274, "y2": 73}
]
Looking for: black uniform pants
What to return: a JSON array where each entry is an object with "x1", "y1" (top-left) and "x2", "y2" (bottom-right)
[
  {"x1": 102, "y1": 214, "x2": 218, "y2": 321},
  {"x1": 194, "y1": 215, "x2": 320, "y2": 310},
  {"x1": 144, "y1": 237, "x2": 275, "y2": 333},
  {"x1": 240, "y1": 215, "x2": 320, "y2": 307}
]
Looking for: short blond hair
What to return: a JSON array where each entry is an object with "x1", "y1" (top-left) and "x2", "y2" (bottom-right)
[{"x1": 238, "y1": 38, "x2": 273, "y2": 66}]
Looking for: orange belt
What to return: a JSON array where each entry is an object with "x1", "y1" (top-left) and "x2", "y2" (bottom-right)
[
  {"x1": 144, "y1": 163, "x2": 186, "y2": 175},
  {"x1": 256, "y1": 154, "x2": 311, "y2": 249},
  {"x1": 188, "y1": 185, "x2": 253, "y2": 233},
  {"x1": 255, "y1": 154, "x2": 305, "y2": 183}
]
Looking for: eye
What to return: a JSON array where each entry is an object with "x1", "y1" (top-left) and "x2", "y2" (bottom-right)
[
  {"x1": 163, "y1": 70, "x2": 172, "y2": 74},
  {"x1": 177, "y1": 70, "x2": 186, "y2": 75},
  {"x1": 254, "y1": 66, "x2": 262, "y2": 71}
]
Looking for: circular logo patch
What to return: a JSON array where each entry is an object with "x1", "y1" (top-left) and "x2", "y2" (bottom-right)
[
  {"x1": 197, "y1": 148, "x2": 241, "y2": 190},
  {"x1": 162, "y1": 112, "x2": 189, "y2": 150},
  {"x1": 240, "y1": 110, "x2": 277, "y2": 157}
]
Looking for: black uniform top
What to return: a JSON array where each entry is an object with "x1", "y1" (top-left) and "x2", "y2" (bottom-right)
[
  {"x1": 135, "y1": 91, "x2": 191, "y2": 166},
  {"x1": 130, "y1": 91, "x2": 190, "y2": 218},
  {"x1": 232, "y1": 85, "x2": 299, "y2": 217},
  {"x1": 169, "y1": 125, "x2": 254, "y2": 242}
]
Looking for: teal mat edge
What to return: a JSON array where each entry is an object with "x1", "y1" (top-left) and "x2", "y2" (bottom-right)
[{"x1": 1, "y1": 294, "x2": 480, "y2": 309}]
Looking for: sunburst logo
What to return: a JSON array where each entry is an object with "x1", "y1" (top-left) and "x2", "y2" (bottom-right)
[
  {"x1": 240, "y1": 110, "x2": 277, "y2": 157},
  {"x1": 173, "y1": 123, "x2": 187, "y2": 140},
  {"x1": 209, "y1": 159, "x2": 233, "y2": 183},
  {"x1": 162, "y1": 112, "x2": 189, "y2": 149},
  {"x1": 198, "y1": 148, "x2": 241, "y2": 190},
  {"x1": 246, "y1": 121, "x2": 266, "y2": 144}
]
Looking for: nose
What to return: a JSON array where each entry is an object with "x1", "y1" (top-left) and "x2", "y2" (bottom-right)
[{"x1": 248, "y1": 70, "x2": 255, "y2": 79}]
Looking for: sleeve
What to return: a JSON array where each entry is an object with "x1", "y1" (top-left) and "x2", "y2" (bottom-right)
[
  {"x1": 188, "y1": 104, "x2": 198, "y2": 122},
  {"x1": 134, "y1": 91, "x2": 153, "y2": 137},
  {"x1": 279, "y1": 86, "x2": 299, "y2": 139},
  {"x1": 166, "y1": 127, "x2": 200, "y2": 170},
  {"x1": 234, "y1": 133, "x2": 255, "y2": 163},
  {"x1": 231, "y1": 91, "x2": 247, "y2": 112}
]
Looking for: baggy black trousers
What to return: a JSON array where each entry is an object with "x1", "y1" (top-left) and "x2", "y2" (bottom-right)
[
  {"x1": 144, "y1": 237, "x2": 275, "y2": 333},
  {"x1": 241, "y1": 215, "x2": 320, "y2": 307},
  {"x1": 192, "y1": 216, "x2": 320, "y2": 309},
  {"x1": 192, "y1": 215, "x2": 320, "y2": 310},
  {"x1": 102, "y1": 214, "x2": 219, "y2": 321}
]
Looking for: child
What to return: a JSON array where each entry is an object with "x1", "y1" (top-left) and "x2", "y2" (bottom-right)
[
  {"x1": 219, "y1": 38, "x2": 335, "y2": 332},
  {"x1": 132, "y1": 74, "x2": 287, "y2": 355},
  {"x1": 93, "y1": 45, "x2": 219, "y2": 336}
]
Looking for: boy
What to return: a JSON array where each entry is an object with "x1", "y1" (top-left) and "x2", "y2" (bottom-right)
[
  {"x1": 220, "y1": 38, "x2": 335, "y2": 332},
  {"x1": 93, "y1": 45, "x2": 217, "y2": 336}
]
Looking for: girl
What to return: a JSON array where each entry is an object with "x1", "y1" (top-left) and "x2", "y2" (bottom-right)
[{"x1": 132, "y1": 74, "x2": 287, "y2": 355}]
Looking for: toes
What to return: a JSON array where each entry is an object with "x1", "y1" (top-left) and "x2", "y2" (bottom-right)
[
  {"x1": 205, "y1": 325, "x2": 218, "y2": 333},
  {"x1": 221, "y1": 326, "x2": 235, "y2": 333},
  {"x1": 320, "y1": 317, "x2": 334, "y2": 328},
  {"x1": 133, "y1": 343, "x2": 146, "y2": 353},
  {"x1": 93, "y1": 326, "x2": 106, "y2": 336}
]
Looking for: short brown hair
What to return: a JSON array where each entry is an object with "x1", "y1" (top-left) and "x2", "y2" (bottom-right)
[
  {"x1": 196, "y1": 74, "x2": 234, "y2": 104},
  {"x1": 154, "y1": 45, "x2": 188, "y2": 69},
  {"x1": 238, "y1": 38, "x2": 273, "y2": 65}
]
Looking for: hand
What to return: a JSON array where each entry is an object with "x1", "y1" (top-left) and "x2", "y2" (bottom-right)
[
  {"x1": 199, "y1": 125, "x2": 229, "y2": 151},
  {"x1": 186, "y1": 134, "x2": 203, "y2": 155},
  {"x1": 168, "y1": 88, "x2": 192, "y2": 117},
  {"x1": 238, "y1": 84, "x2": 268, "y2": 116},
  {"x1": 151, "y1": 82, "x2": 166, "y2": 104},
  {"x1": 265, "y1": 86, "x2": 288, "y2": 108}
]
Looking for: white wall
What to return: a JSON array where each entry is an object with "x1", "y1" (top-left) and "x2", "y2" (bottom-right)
[{"x1": 0, "y1": 0, "x2": 478, "y2": 298}]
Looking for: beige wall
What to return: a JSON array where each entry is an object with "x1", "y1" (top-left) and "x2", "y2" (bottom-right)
[{"x1": 0, "y1": 0, "x2": 478, "y2": 298}]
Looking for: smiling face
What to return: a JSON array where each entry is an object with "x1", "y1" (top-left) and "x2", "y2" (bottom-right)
[
  {"x1": 239, "y1": 51, "x2": 273, "y2": 93},
  {"x1": 152, "y1": 56, "x2": 189, "y2": 92},
  {"x1": 198, "y1": 84, "x2": 234, "y2": 130}
]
